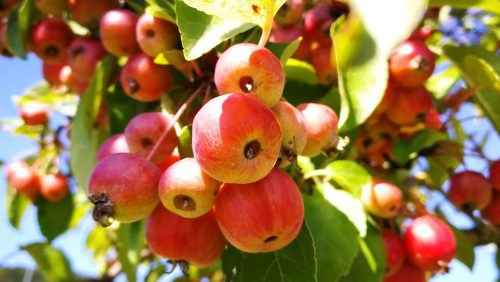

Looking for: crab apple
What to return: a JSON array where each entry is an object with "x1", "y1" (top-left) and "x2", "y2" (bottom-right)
[
  {"x1": 404, "y1": 215, "x2": 456, "y2": 272},
  {"x1": 6, "y1": 160, "x2": 29, "y2": 181},
  {"x1": 271, "y1": 101, "x2": 307, "y2": 167},
  {"x1": 383, "y1": 260, "x2": 425, "y2": 282},
  {"x1": 156, "y1": 151, "x2": 181, "y2": 172},
  {"x1": 0, "y1": 0, "x2": 18, "y2": 17},
  {"x1": 69, "y1": 0, "x2": 119, "y2": 29},
  {"x1": 146, "y1": 205, "x2": 227, "y2": 267},
  {"x1": 304, "y1": 1, "x2": 348, "y2": 46},
  {"x1": 296, "y1": 102, "x2": 338, "y2": 157},
  {"x1": 361, "y1": 179, "x2": 402, "y2": 218},
  {"x1": 382, "y1": 229, "x2": 405, "y2": 276},
  {"x1": 274, "y1": 0, "x2": 304, "y2": 27},
  {"x1": 389, "y1": 39, "x2": 435, "y2": 87},
  {"x1": 7, "y1": 163, "x2": 40, "y2": 200},
  {"x1": 40, "y1": 173, "x2": 68, "y2": 202},
  {"x1": 425, "y1": 108, "x2": 442, "y2": 130},
  {"x1": 159, "y1": 158, "x2": 220, "y2": 218},
  {"x1": 269, "y1": 26, "x2": 311, "y2": 60},
  {"x1": 20, "y1": 102, "x2": 49, "y2": 126},
  {"x1": 192, "y1": 94, "x2": 281, "y2": 184},
  {"x1": 447, "y1": 170, "x2": 492, "y2": 211},
  {"x1": 214, "y1": 43, "x2": 285, "y2": 107},
  {"x1": 124, "y1": 112, "x2": 178, "y2": 164},
  {"x1": 35, "y1": 0, "x2": 69, "y2": 15},
  {"x1": 30, "y1": 18, "x2": 74, "y2": 65},
  {"x1": 215, "y1": 168, "x2": 304, "y2": 253},
  {"x1": 489, "y1": 160, "x2": 500, "y2": 190},
  {"x1": 42, "y1": 62, "x2": 65, "y2": 86},
  {"x1": 68, "y1": 37, "x2": 108, "y2": 81},
  {"x1": 88, "y1": 153, "x2": 161, "y2": 226},
  {"x1": 311, "y1": 45, "x2": 337, "y2": 85},
  {"x1": 482, "y1": 192, "x2": 500, "y2": 225},
  {"x1": 136, "y1": 13, "x2": 180, "y2": 58},
  {"x1": 386, "y1": 86, "x2": 433, "y2": 126},
  {"x1": 120, "y1": 53, "x2": 174, "y2": 102},
  {"x1": 97, "y1": 133, "x2": 129, "y2": 161},
  {"x1": 374, "y1": 80, "x2": 397, "y2": 115},
  {"x1": 100, "y1": 9, "x2": 140, "y2": 57}
]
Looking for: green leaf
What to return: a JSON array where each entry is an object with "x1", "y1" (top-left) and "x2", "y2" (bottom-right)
[
  {"x1": 304, "y1": 192, "x2": 359, "y2": 282},
  {"x1": 451, "y1": 226, "x2": 475, "y2": 270},
  {"x1": 176, "y1": 1, "x2": 254, "y2": 61},
  {"x1": 178, "y1": 125, "x2": 193, "y2": 158},
  {"x1": 425, "y1": 65, "x2": 460, "y2": 100},
  {"x1": 35, "y1": 192, "x2": 74, "y2": 242},
  {"x1": 341, "y1": 223, "x2": 386, "y2": 282},
  {"x1": 70, "y1": 56, "x2": 118, "y2": 193},
  {"x1": 392, "y1": 130, "x2": 448, "y2": 165},
  {"x1": 221, "y1": 222, "x2": 317, "y2": 282},
  {"x1": 21, "y1": 243, "x2": 73, "y2": 282},
  {"x1": 116, "y1": 221, "x2": 145, "y2": 282},
  {"x1": 146, "y1": 0, "x2": 176, "y2": 23},
  {"x1": 126, "y1": 0, "x2": 146, "y2": 13},
  {"x1": 86, "y1": 225, "x2": 113, "y2": 274},
  {"x1": 6, "y1": 0, "x2": 41, "y2": 59},
  {"x1": 267, "y1": 38, "x2": 301, "y2": 65},
  {"x1": 284, "y1": 59, "x2": 319, "y2": 85},
  {"x1": 5, "y1": 185, "x2": 31, "y2": 229},
  {"x1": 282, "y1": 80, "x2": 329, "y2": 106},
  {"x1": 181, "y1": 0, "x2": 286, "y2": 28},
  {"x1": 429, "y1": 0, "x2": 500, "y2": 14}
]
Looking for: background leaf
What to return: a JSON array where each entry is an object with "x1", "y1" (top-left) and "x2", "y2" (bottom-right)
[
  {"x1": 6, "y1": 0, "x2": 41, "y2": 59},
  {"x1": 116, "y1": 221, "x2": 145, "y2": 282},
  {"x1": 146, "y1": 0, "x2": 176, "y2": 22},
  {"x1": 21, "y1": 243, "x2": 73, "y2": 282},
  {"x1": 5, "y1": 185, "x2": 30, "y2": 229},
  {"x1": 36, "y1": 192, "x2": 74, "y2": 242},
  {"x1": 429, "y1": 0, "x2": 500, "y2": 14},
  {"x1": 392, "y1": 130, "x2": 448, "y2": 165}
]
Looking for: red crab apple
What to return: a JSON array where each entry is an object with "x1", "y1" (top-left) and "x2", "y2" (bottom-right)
[
  {"x1": 0, "y1": 0, "x2": 18, "y2": 17},
  {"x1": 481, "y1": 191, "x2": 500, "y2": 225},
  {"x1": 30, "y1": 17, "x2": 74, "y2": 65},
  {"x1": 69, "y1": 0, "x2": 119, "y2": 29},
  {"x1": 88, "y1": 153, "x2": 161, "y2": 226},
  {"x1": 68, "y1": 37, "x2": 107, "y2": 81},
  {"x1": 447, "y1": 170, "x2": 492, "y2": 211},
  {"x1": 136, "y1": 13, "x2": 180, "y2": 58},
  {"x1": 215, "y1": 168, "x2": 304, "y2": 253},
  {"x1": 120, "y1": 53, "x2": 174, "y2": 102},
  {"x1": 382, "y1": 229, "x2": 405, "y2": 276},
  {"x1": 361, "y1": 179, "x2": 402, "y2": 218},
  {"x1": 297, "y1": 102, "x2": 338, "y2": 157},
  {"x1": 383, "y1": 260, "x2": 426, "y2": 282},
  {"x1": 271, "y1": 101, "x2": 307, "y2": 167},
  {"x1": 156, "y1": 151, "x2": 181, "y2": 172},
  {"x1": 146, "y1": 205, "x2": 227, "y2": 267},
  {"x1": 386, "y1": 86, "x2": 433, "y2": 126},
  {"x1": 35, "y1": 0, "x2": 69, "y2": 15},
  {"x1": 310, "y1": 45, "x2": 337, "y2": 85},
  {"x1": 425, "y1": 108, "x2": 442, "y2": 130},
  {"x1": 20, "y1": 102, "x2": 49, "y2": 126},
  {"x1": 40, "y1": 173, "x2": 68, "y2": 202},
  {"x1": 274, "y1": 0, "x2": 304, "y2": 27},
  {"x1": 42, "y1": 62, "x2": 65, "y2": 86},
  {"x1": 389, "y1": 39, "x2": 435, "y2": 88},
  {"x1": 214, "y1": 43, "x2": 285, "y2": 107},
  {"x1": 124, "y1": 112, "x2": 178, "y2": 164},
  {"x1": 373, "y1": 80, "x2": 397, "y2": 115},
  {"x1": 97, "y1": 133, "x2": 129, "y2": 161},
  {"x1": 159, "y1": 158, "x2": 220, "y2": 218},
  {"x1": 489, "y1": 160, "x2": 500, "y2": 191},
  {"x1": 404, "y1": 215, "x2": 456, "y2": 272},
  {"x1": 7, "y1": 162, "x2": 40, "y2": 200},
  {"x1": 100, "y1": 9, "x2": 140, "y2": 56},
  {"x1": 192, "y1": 93, "x2": 281, "y2": 184},
  {"x1": 269, "y1": 26, "x2": 311, "y2": 60}
]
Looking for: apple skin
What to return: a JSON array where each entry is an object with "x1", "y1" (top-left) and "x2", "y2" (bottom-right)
[
  {"x1": 310, "y1": 45, "x2": 337, "y2": 85},
  {"x1": 214, "y1": 168, "x2": 304, "y2": 253},
  {"x1": 88, "y1": 153, "x2": 161, "y2": 224},
  {"x1": 159, "y1": 158, "x2": 220, "y2": 218},
  {"x1": 361, "y1": 179, "x2": 402, "y2": 218},
  {"x1": 20, "y1": 102, "x2": 49, "y2": 126},
  {"x1": 489, "y1": 160, "x2": 500, "y2": 191},
  {"x1": 0, "y1": 0, "x2": 18, "y2": 17},
  {"x1": 120, "y1": 53, "x2": 174, "y2": 102},
  {"x1": 269, "y1": 26, "x2": 311, "y2": 60},
  {"x1": 39, "y1": 173, "x2": 68, "y2": 202},
  {"x1": 68, "y1": 37, "x2": 108, "y2": 81},
  {"x1": 124, "y1": 112, "x2": 178, "y2": 164},
  {"x1": 7, "y1": 162, "x2": 40, "y2": 200},
  {"x1": 69, "y1": 0, "x2": 119, "y2": 29},
  {"x1": 481, "y1": 191, "x2": 500, "y2": 225},
  {"x1": 373, "y1": 80, "x2": 397, "y2": 115},
  {"x1": 404, "y1": 215, "x2": 456, "y2": 272},
  {"x1": 192, "y1": 93, "x2": 281, "y2": 184},
  {"x1": 35, "y1": 0, "x2": 69, "y2": 15},
  {"x1": 214, "y1": 43, "x2": 285, "y2": 107},
  {"x1": 386, "y1": 86, "x2": 432, "y2": 126},
  {"x1": 97, "y1": 133, "x2": 130, "y2": 161},
  {"x1": 156, "y1": 151, "x2": 181, "y2": 172},
  {"x1": 42, "y1": 62, "x2": 65, "y2": 86},
  {"x1": 146, "y1": 205, "x2": 227, "y2": 268},
  {"x1": 100, "y1": 9, "x2": 140, "y2": 57},
  {"x1": 136, "y1": 13, "x2": 180, "y2": 58},
  {"x1": 389, "y1": 39, "x2": 435, "y2": 88},
  {"x1": 296, "y1": 103, "x2": 338, "y2": 157},
  {"x1": 383, "y1": 260, "x2": 425, "y2": 282},
  {"x1": 382, "y1": 229, "x2": 405, "y2": 276},
  {"x1": 30, "y1": 17, "x2": 74, "y2": 65},
  {"x1": 274, "y1": 0, "x2": 304, "y2": 27},
  {"x1": 447, "y1": 170, "x2": 492, "y2": 211},
  {"x1": 271, "y1": 101, "x2": 307, "y2": 167}
]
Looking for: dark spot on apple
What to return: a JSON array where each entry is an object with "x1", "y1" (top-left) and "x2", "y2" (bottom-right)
[
  {"x1": 44, "y1": 45, "x2": 60, "y2": 57},
  {"x1": 127, "y1": 78, "x2": 140, "y2": 94},
  {"x1": 264, "y1": 235, "x2": 278, "y2": 243},
  {"x1": 174, "y1": 195, "x2": 196, "y2": 211},
  {"x1": 239, "y1": 76, "x2": 254, "y2": 93},
  {"x1": 140, "y1": 137, "x2": 154, "y2": 149},
  {"x1": 244, "y1": 140, "x2": 261, "y2": 160},
  {"x1": 145, "y1": 29, "x2": 155, "y2": 38}
]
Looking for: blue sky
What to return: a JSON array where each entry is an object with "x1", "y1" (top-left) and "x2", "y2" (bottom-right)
[{"x1": 0, "y1": 54, "x2": 498, "y2": 281}]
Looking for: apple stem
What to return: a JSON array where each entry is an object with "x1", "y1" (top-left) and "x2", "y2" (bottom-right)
[
  {"x1": 258, "y1": 1, "x2": 275, "y2": 47},
  {"x1": 146, "y1": 86, "x2": 204, "y2": 162}
]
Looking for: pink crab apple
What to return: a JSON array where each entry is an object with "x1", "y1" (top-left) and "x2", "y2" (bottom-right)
[
  {"x1": 296, "y1": 102, "x2": 338, "y2": 157},
  {"x1": 215, "y1": 168, "x2": 304, "y2": 253},
  {"x1": 100, "y1": 9, "x2": 140, "y2": 57},
  {"x1": 382, "y1": 229, "x2": 405, "y2": 276},
  {"x1": 214, "y1": 43, "x2": 285, "y2": 107},
  {"x1": 30, "y1": 17, "x2": 74, "y2": 65},
  {"x1": 383, "y1": 260, "x2": 425, "y2": 282},
  {"x1": 88, "y1": 153, "x2": 161, "y2": 226},
  {"x1": 146, "y1": 205, "x2": 227, "y2": 267},
  {"x1": 69, "y1": 0, "x2": 119, "y2": 29},
  {"x1": 97, "y1": 133, "x2": 130, "y2": 161},
  {"x1": 274, "y1": 0, "x2": 304, "y2": 27},
  {"x1": 20, "y1": 102, "x2": 49, "y2": 126},
  {"x1": 124, "y1": 112, "x2": 178, "y2": 164},
  {"x1": 159, "y1": 158, "x2": 220, "y2": 218},
  {"x1": 389, "y1": 39, "x2": 435, "y2": 88},
  {"x1": 156, "y1": 151, "x2": 181, "y2": 172},
  {"x1": 39, "y1": 173, "x2": 68, "y2": 202},
  {"x1": 68, "y1": 37, "x2": 108, "y2": 81},
  {"x1": 361, "y1": 179, "x2": 403, "y2": 218},
  {"x1": 120, "y1": 53, "x2": 174, "y2": 102},
  {"x1": 7, "y1": 161, "x2": 40, "y2": 200},
  {"x1": 192, "y1": 93, "x2": 281, "y2": 184},
  {"x1": 136, "y1": 13, "x2": 180, "y2": 58},
  {"x1": 447, "y1": 170, "x2": 492, "y2": 211}
]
